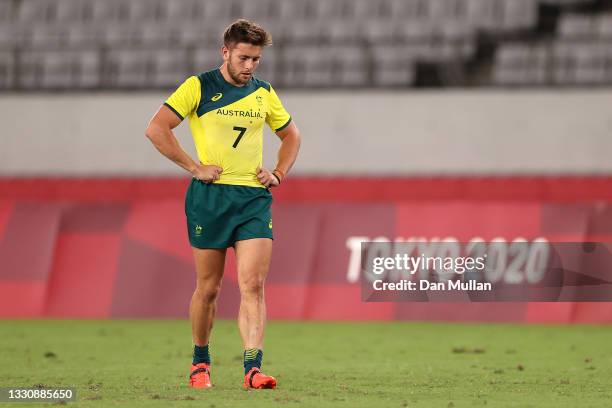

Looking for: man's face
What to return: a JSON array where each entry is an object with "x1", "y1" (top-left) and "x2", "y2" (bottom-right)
[{"x1": 222, "y1": 43, "x2": 263, "y2": 85}]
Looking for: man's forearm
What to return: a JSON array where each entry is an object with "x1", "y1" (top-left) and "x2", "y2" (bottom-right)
[
  {"x1": 275, "y1": 133, "x2": 300, "y2": 177},
  {"x1": 146, "y1": 123, "x2": 198, "y2": 174}
]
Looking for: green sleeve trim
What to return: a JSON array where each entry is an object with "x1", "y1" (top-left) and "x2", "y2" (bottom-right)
[
  {"x1": 164, "y1": 102, "x2": 184, "y2": 121},
  {"x1": 275, "y1": 117, "x2": 292, "y2": 132}
]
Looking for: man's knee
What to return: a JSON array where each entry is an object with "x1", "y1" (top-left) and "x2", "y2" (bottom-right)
[
  {"x1": 193, "y1": 283, "x2": 222, "y2": 305},
  {"x1": 239, "y1": 276, "x2": 265, "y2": 298}
]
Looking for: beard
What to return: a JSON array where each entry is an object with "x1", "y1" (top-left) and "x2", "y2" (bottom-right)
[{"x1": 227, "y1": 61, "x2": 251, "y2": 85}]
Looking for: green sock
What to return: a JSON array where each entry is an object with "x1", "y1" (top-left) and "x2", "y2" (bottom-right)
[
  {"x1": 193, "y1": 344, "x2": 210, "y2": 365},
  {"x1": 243, "y1": 348, "x2": 263, "y2": 374}
]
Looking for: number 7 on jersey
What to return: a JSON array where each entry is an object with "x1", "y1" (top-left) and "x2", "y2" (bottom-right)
[{"x1": 232, "y1": 126, "x2": 247, "y2": 148}]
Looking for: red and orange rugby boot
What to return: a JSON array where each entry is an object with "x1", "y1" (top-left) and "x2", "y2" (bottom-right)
[
  {"x1": 189, "y1": 363, "x2": 212, "y2": 389},
  {"x1": 243, "y1": 367, "x2": 277, "y2": 390}
]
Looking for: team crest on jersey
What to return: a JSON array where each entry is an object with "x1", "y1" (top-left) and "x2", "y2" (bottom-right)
[
  {"x1": 256, "y1": 95, "x2": 263, "y2": 106},
  {"x1": 211, "y1": 93, "x2": 223, "y2": 101},
  {"x1": 194, "y1": 225, "x2": 203, "y2": 236}
]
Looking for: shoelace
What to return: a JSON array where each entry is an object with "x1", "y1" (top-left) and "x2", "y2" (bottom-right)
[{"x1": 190, "y1": 366, "x2": 210, "y2": 379}]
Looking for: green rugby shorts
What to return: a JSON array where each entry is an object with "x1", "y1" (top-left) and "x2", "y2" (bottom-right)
[{"x1": 185, "y1": 179, "x2": 273, "y2": 249}]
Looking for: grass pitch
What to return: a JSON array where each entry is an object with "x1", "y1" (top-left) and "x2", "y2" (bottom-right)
[{"x1": 1, "y1": 319, "x2": 611, "y2": 407}]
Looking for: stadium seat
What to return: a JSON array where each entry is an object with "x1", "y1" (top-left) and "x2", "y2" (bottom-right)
[
  {"x1": 398, "y1": 20, "x2": 438, "y2": 42},
  {"x1": 281, "y1": 20, "x2": 328, "y2": 44},
  {"x1": 326, "y1": 21, "x2": 364, "y2": 45},
  {"x1": 0, "y1": 0, "x2": 15, "y2": 23},
  {"x1": 107, "y1": 50, "x2": 153, "y2": 88},
  {"x1": 494, "y1": 43, "x2": 548, "y2": 85},
  {"x1": 90, "y1": 1, "x2": 124, "y2": 22},
  {"x1": 101, "y1": 24, "x2": 143, "y2": 47},
  {"x1": 363, "y1": 20, "x2": 398, "y2": 44},
  {"x1": 0, "y1": 24, "x2": 16, "y2": 50},
  {"x1": 466, "y1": 0, "x2": 496, "y2": 29},
  {"x1": 17, "y1": 0, "x2": 55, "y2": 22},
  {"x1": 606, "y1": 46, "x2": 612, "y2": 82},
  {"x1": 474, "y1": 0, "x2": 539, "y2": 31},
  {"x1": 426, "y1": 0, "x2": 462, "y2": 22},
  {"x1": 371, "y1": 46, "x2": 416, "y2": 86},
  {"x1": 539, "y1": 0, "x2": 592, "y2": 5},
  {"x1": 552, "y1": 42, "x2": 574, "y2": 84},
  {"x1": 501, "y1": 0, "x2": 538, "y2": 30},
  {"x1": 0, "y1": 51, "x2": 14, "y2": 89},
  {"x1": 372, "y1": 66, "x2": 416, "y2": 86},
  {"x1": 140, "y1": 24, "x2": 179, "y2": 47},
  {"x1": 54, "y1": 0, "x2": 89, "y2": 22},
  {"x1": 237, "y1": 0, "x2": 279, "y2": 20},
  {"x1": 41, "y1": 52, "x2": 78, "y2": 88},
  {"x1": 75, "y1": 51, "x2": 100, "y2": 88},
  {"x1": 428, "y1": 40, "x2": 476, "y2": 62},
  {"x1": 598, "y1": 14, "x2": 612, "y2": 39},
  {"x1": 159, "y1": 0, "x2": 205, "y2": 21},
  {"x1": 348, "y1": 0, "x2": 391, "y2": 20},
  {"x1": 151, "y1": 50, "x2": 189, "y2": 88},
  {"x1": 17, "y1": 51, "x2": 44, "y2": 89},
  {"x1": 494, "y1": 65, "x2": 526, "y2": 86},
  {"x1": 20, "y1": 25, "x2": 69, "y2": 49},
  {"x1": 446, "y1": 0, "x2": 472, "y2": 21},
  {"x1": 558, "y1": 14, "x2": 596, "y2": 39},
  {"x1": 550, "y1": 42, "x2": 608, "y2": 85},
  {"x1": 330, "y1": 46, "x2": 368, "y2": 86},
  {"x1": 573, "y1": 43, "x2": 607, "y2": 84},
  {"x1": 525, "y1": 45, "x2": 549, "y2": 85},
  {"x1": 193, "y1": 47, "x2": 223, "y2": 72},
  {"x1": 125, "y1": 0, "x2": 163, "y2": 21},
  {"x1": 203, "y1": 1, "x2": 239, "y2": 20},
  {"x1": 177, "y1": 23, "x2": 227, "y2": 47},
  {"x1": 496, "y1": 43, "x2": 531, "y2": 65},
  {"x1": 311, "y1": 0, "x2": 349, "y2": 20},
  {"x1": 66, "y1": 25, "x2": 101, "y2": 47},
  {"x1": 282, "y1": 46, "x2": 336, "y2": 87},
  {"x1": 389, "y1": 0, "x2": 425, "y2": 20},
  {"x1": 277, "y1": 0, "x2": 313, "y2": 20},
  {"x1": 38, "y1": 51, "x2": 99, "y2": 88},
  {"x1": 433, "y1": 20, "x2": 473, "y2": 41}
]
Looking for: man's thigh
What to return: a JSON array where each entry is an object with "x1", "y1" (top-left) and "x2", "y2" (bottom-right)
[
  {"x1": 192, "y1": 247, "x2": 227, "y2": 286},
  {"x1": 235, "y1": 238, "x2": 273, "y2": 286}
]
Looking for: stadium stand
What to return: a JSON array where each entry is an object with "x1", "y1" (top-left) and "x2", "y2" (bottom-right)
[
  {"x1": 0, "y1": 0, "x2": 611, "y2": 89},
  {"x1": 494, "y1": 8, "x2": 612, "y2": 85}
]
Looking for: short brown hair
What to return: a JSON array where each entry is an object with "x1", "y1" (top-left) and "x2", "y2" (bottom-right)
[{"x1": 223, "y1": 19, "x2": 272, "y2": 48}]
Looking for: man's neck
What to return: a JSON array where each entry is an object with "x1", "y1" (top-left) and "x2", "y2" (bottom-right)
[{"x1": 219, "y1": 64, "x2": 245, "y2": 87}]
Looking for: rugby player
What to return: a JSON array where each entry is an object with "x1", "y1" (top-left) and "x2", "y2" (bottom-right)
[{"x1": 145, "y1": 19, "x2": 301, "y2": 390}]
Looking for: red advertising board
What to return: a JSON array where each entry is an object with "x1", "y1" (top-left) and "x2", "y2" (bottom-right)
[{"x1": 1, "y1": 177, "x2": 612, "y2": 322}]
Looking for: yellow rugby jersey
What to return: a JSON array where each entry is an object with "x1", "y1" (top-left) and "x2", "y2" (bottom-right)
[{"x1": 164, "y1": 68, "x2": 291, "y2": 188}]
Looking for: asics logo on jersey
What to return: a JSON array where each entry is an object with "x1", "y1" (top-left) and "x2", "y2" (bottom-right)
[{"x1": 211, "y1": 93, "x2": 223, "y2": 101}]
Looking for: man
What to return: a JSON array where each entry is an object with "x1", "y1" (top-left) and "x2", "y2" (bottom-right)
[{"x1": 144, "y1": 19, "x2": 301, "y2": 390}]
